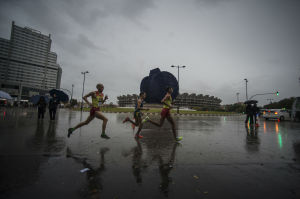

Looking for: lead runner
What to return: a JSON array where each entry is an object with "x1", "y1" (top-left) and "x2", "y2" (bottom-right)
[{"x1": 67, "y1": 83, "x2": 110, "y2": 139}]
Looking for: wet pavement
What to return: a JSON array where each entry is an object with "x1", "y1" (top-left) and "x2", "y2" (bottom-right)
[{"x1": 0, "y1": 108, "x2": 300, "y2": 199}]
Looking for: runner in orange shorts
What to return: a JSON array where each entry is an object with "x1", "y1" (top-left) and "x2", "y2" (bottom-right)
[{"x1": 144, "y1": 87, "x2": 183, "y2": 142}]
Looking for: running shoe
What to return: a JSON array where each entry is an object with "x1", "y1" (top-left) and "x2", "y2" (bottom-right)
[
  {"x1": 67, "y1": 128, "x2": 73, "y2": 138},
  {"x1": 142, "y1": 116, "x2": 150, "y2": 123},
  {"x1": 101, "y1": 133, "x2": 110, "y2": 139},
  {"x1": 175, "y1": 136, "x2": 183, "y2": 142},
  {"x1": 135, "y1": 135, "x2": 143, "y2": 139},
  {"x1": 123, "y1": 117, "x2": 130, "y2": 123}
]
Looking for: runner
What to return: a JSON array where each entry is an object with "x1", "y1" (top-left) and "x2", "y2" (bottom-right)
[
  {"x1": 123, "y1": 92, "x2": 149, "y2": 139},
  {"x1": 67, "y1": 83, "x2": 110, "y2": 139},
  {"x1": 144, "y1": 87, "x2": 182, "y2": 142}
]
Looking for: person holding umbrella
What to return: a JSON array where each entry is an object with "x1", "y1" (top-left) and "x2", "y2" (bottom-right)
[
  {"x1": 48, "y1": 93, "x2": 60, "y2": 121},
  {"x1": 68, "y1": 83, "x2": 110, "y2": 139},
  {"x1": 253, "y1": 103, "x2": 260, "y2": 127},
  {"x1": 244, "y1": 100, "x2": 258, "y2": 126},
  {"x1": 37, "y1": 96, "x2": 47, "y2": 119},
  {"x1": 245, "y1": 104, "x2": 252, "y2": 125}
]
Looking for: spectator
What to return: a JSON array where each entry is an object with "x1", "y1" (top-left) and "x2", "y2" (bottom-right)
[
  {"x1": 37, "y1": 96, "x2": 47, "y2": 119},
  {"x1": 49, "y1": 93, "x2": 60, "y2": 121}
]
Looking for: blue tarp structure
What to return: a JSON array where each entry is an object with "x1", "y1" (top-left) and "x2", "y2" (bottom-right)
[
  {"x1": 140, "y1": 68, "x2": 179, "y2": 103},
  {"x1": 30, "y1": 95, "x2": 49, "y2": 104},
  {"x1": 0, "y1": 90, "x2": 12, "y2": 100}
]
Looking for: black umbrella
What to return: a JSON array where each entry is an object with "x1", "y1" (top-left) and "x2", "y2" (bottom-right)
[
  {"x1": 49, "y1": 89, "x2": 69, "y2": 102},
  {"x1": 244, "y1": 100, "x2": 258, "y2": 104}
]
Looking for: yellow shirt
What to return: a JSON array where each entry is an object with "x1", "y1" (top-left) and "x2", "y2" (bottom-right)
[
  {"x1": 163, "y1": 95, "x2": 172, "y2": 109},
  {"x1": 91, "y1": 91, "x2": 104, "y2": 108}
]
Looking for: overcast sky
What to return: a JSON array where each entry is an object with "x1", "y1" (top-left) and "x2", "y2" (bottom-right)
[{"x1": 0, "y1": 0, "x2": 299, "y2": 105}]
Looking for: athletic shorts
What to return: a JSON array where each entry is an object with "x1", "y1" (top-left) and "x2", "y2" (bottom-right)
[
  {"x1": 134, "y1": 111, "x2": 142, "y2": 118},
  {"x1": 90, "y1": 107, "x2": 100, "y2": 116},
  {"x1": 161, "y1": 108, "x2": 171, "y2": 118}
]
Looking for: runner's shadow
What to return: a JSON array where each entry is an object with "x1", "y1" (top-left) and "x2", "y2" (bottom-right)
[
  {"x1": 157, "y1": 142, "x2": 178, "y2": 197},
  {"x1": 122, "y1": 138, "x2": 148, "y2": 184},
  {"x1": 66, "y1": 146, "x2": 109, "y2": 198}
]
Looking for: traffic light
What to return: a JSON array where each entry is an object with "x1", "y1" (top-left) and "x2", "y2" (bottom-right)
[{"x1": 276, "y1": 91, "x2": 279, "y2": 96}]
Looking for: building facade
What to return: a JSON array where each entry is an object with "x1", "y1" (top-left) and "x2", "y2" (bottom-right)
[
  {"x1": 117, "y1": 93, "x2": 222, "y2": 110},
  {"x1": 0, "y1": 21, "x2": 62, "y2": 100}
]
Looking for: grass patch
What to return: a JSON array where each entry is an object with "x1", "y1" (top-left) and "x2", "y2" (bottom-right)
[{"x1": 72, "y1": 107, "x2": 236, "y2": 115}]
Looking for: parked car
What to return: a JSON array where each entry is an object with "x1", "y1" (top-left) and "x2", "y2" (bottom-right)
[
  {"x1": 262, "y1": 109, "x2": 291, "y2": 121},
  {"x1": 291, "y1": 97, "x2": 300, "y2": 122}
]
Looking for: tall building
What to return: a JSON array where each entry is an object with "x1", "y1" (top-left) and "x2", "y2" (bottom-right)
[{"x1": 0, "y1": 21, "x2": 62, "y2": 101}]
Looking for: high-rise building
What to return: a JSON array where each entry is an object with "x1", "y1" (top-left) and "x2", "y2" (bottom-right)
[{"x1": 0, "y1": 21, "x2": 62, "y2": 101}]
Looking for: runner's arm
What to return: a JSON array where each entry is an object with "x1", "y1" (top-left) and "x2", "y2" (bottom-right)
[
  {"x1": 103, "y1": 95, "x2": 108, "y2": 103},
  {"x1": 83, "y1": 92, "x2": 93, "y2": 106}
]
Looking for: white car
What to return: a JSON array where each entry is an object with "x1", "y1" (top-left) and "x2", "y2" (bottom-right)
[{"x1": 262, "y1": 109, "x2": 291, "y2": 121}]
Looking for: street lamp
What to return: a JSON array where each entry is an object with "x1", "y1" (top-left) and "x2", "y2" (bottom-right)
[
  {"x1": 71, "y1": 84, "x2": 74, "y2": 101},
  {"x1": 171, "y1": 65, "x2": 186, "y2": 113},
  {"x1": 244, "y1": 78, "x2": 248, "y2": 100},
  {"x1": 81, "y1": 71, "x2": 89, "y2": 111},
  {"x1": 236, "y1": 92, "x2": 240, "y2": 103}
]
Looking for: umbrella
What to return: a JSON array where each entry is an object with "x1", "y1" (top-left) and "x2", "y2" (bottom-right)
[
  {"x1": 30, "y1": 95, "x2": 49, "y2": 104},
  {"x1": 244, "y1": 100, "x2": 258, "y2": 104},
  {"x1": 49, "y1": 89, "x2": 69, "y2": 102},
  {"x1": 0, "y1": 90, "x2": 12, "y2": 100}
]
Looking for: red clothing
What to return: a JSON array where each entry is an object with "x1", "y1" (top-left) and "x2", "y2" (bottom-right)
[
  {"x1": 90, "y1": 107, "x2": 100, "y2": 116},
  {"x1": 161, "y1": 108, "x2": 171, "y2": 118}
]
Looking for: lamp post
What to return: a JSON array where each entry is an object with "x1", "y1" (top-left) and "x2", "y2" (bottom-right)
[
  {"x1": 236, "y1": 92, "x2": 240, "y2": 103},
  {"x1": 171, "y1": 65, "x2": 186, "y2": 113},
  {"x1": 71, "y1": 84, "x2": 74, "y2": 101},
  {"x1": 81, "y1": 71, "x2": 89, "y2": 111},
  {"x1": 244, "y1": 78, "x2": 248, "y2": 100}
]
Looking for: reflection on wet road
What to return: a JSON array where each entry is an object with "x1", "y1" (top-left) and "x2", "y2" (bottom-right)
[{"x1": 1, "y1": 108, "x2": 300, "y2": 199}]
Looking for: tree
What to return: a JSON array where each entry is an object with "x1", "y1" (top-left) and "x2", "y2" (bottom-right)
[
  {"x1": 264, "y1": 97, "x2": 295, "y2": 109},
  {"x1": 224, "y1": 103, "x2": 246, "y2": 113},
  {"x1": 70, "y1": 99, "x2": 78, "y2": 107}
]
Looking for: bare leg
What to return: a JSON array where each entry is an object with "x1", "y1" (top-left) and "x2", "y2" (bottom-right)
[
  {"x1": 148, "y1": 117, "x2": 165, "y2": 127},
  {"x1": 94, "y1": 111, "x2": 108, "y2": 134},
  {"x1": 73, "y1": 115, "x2": 95, "y2": 131},
  {"x1": 125, "y1": 118, "x2": 139, "y2": 126},
  {"x1": 166, "y1": 116, "x2": 177, "y2": 139},
  {"x1": 135, "y1": 117, "x2": 143, "y2": 136}
]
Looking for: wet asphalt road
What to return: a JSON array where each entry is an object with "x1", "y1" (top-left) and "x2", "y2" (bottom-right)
[{"x1": 0, "y1": 108, "x2": 300, "y2": 199}]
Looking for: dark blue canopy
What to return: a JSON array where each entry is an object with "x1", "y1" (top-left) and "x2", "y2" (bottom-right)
[{"x1": 140, "y1": 68, "x2": 178, "y2": 103}]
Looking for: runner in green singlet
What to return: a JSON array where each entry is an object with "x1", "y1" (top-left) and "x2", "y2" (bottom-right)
[
  {"x1": 144, "y1": 87, "x2": 183, "y2": 142},
  {"x1": 67, "y1": 83, "x2": 110, "y2": 139}
]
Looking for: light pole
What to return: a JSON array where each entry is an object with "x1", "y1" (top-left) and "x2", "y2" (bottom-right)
[
  {"x1": 236, "y1": 92, "x2": 240, "y2": 103},
  {"x1": 81, "y1": 71, "x2": 89, "y2": 111},
  {"x1": 71, "y1": 84, "x2": 74, "y2": 101},
  {"x1": 171, "y1": 65, "x2": 186, "y2": 113},
  {"x1": 244, "y1": 78, "x2": 248, "y2": 100}
]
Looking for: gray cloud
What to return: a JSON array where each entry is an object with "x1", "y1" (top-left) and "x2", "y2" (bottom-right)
[{"x1": 0, "y1": 0, "x2": 299, "y2": 105}]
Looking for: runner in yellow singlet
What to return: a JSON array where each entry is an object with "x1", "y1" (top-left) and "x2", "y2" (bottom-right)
[
  {"x1": 67, "y1": 83, "x2": 110, "y2": 139},
  {"x1": 144, "y1": 87, "x2": 183, "y2": 142}
]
